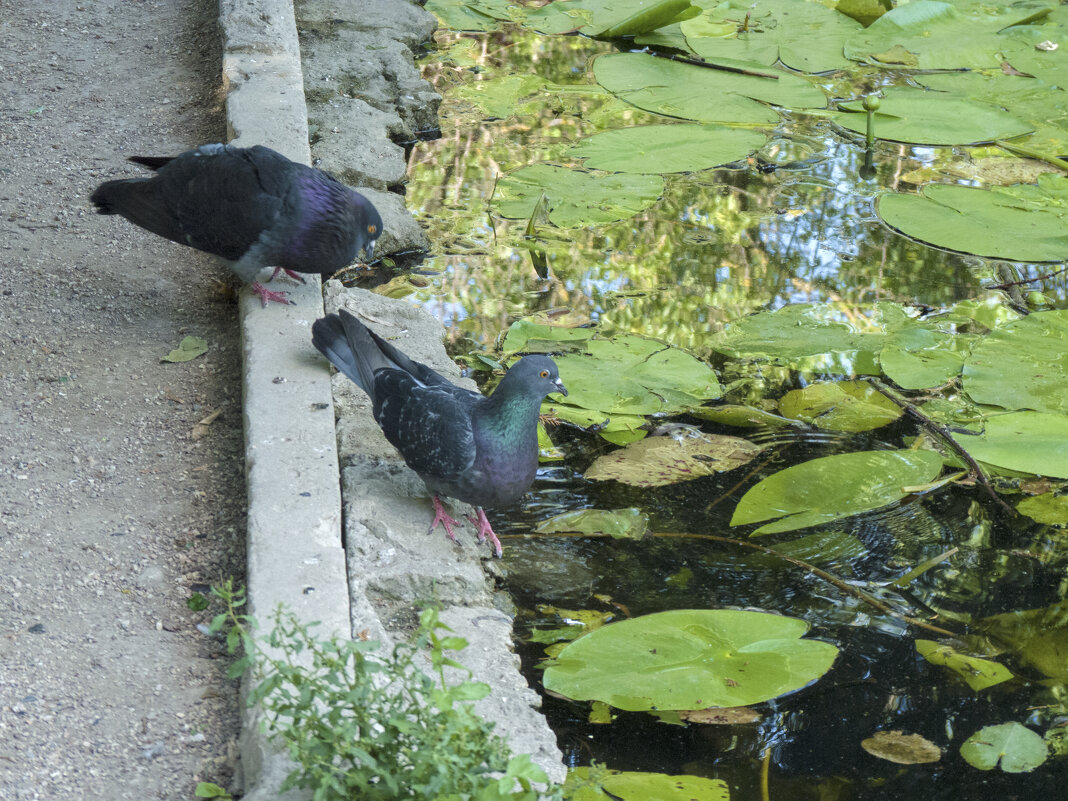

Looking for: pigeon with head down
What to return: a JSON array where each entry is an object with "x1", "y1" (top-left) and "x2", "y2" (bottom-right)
[
  {"x1": 312, "y1": 308, "x2": 567, "y2": 557},
  {"x1": 90, "y1": 143, "x2": 382, "y2": 306}
]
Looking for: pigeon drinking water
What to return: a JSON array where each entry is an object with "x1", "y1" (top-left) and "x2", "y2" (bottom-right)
[
  {"x1": 90, "y1": 144, "x2": 382, "y2": 306},
  {"x1": 312, "y1": 308, "x2": 567, "y2": 557}
]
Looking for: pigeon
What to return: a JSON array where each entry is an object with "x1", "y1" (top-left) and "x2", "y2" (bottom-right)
[
  {"x1": 312, "y1": 308, "x2": 567, "y2": 557},
  {"x1": 90, "y1": 143, "x2": 382, "y2": 306}
]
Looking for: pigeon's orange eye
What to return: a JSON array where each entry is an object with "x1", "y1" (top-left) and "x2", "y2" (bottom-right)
[
  {"x1": 539, "y1": 369, "x2": 549, "y2": 378},
  {"x1": 367, "y1": 224, "x2": 377, "y2": 235}
]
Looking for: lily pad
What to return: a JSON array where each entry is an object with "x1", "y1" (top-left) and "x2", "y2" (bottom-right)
[
  {"x1": 517, "y1": 0, "x2": 697, "y2": 37},
  {"x1": 981, "y1": 600, "x2": 1068, "y2": 683},
  {"x1": 566, "y1": 768, "x2": 730, "y2": 801},
  {"x1": 681, "y1": 0, "x2": 863, "y2": 74},
  {"x1": 960, "y1": 722, "x2": 1048, "y2": 773},
  {"x1": 880, "y1": 325, "x2": 971, "y2": 390},
  {"x1": 493, "y1": 164, "x2": 664, "y2": 227},
  {"x1": 1017, "y1": 492, "x2": 1068, "y2": 526},
  {"x1": 425, "y1": 0, "x2": 512, "y2": 31},
  {"x1": 878, "y1": 177, "x2": 1068, "y2": 262},
  {"x1": 501, "y1": 319, "x2": 596, "y2": 354},
  {"x1": 161, "y1": 336, "x2": 208, "y2": 363},
  {"x1": 593, "y1": 52, "x2": 826, "y2": 125},
  {"x1": 585, "y1": 432, "x2": 763, "y2": 487},
  {"x1": 542, "y1": 402, "x2": 648, "y2": 446},
  {"x1": 778, "y1": 381, "x2": 902, "y2": 432},
  {"x1": 535, "y1": 508, "x2": 649, "y2": 540},
  {"x1": 689, "y1": 404, "x2": 800, "y2": 428},
  {"x1": 835, "y1": 87, "x2": 1032, "y2": 146},
  {"x1": 453, "y1": 74, "x2": 545, "y2": 118},
  {"x1": 861, "y1": 730, "x2": 941, "y2": 765},
  {"x1": 954, "y1": 412, "x2": 1068, "y2": 479},
  {"x1": 915, "y1": 639, "x2": 1014, "y2": 692},
  {"x1": 731, "y1": 450, "x2": 945, "y2": 535},
  {"x1": 543, "y1": 609, "x2": 838, "y2": 711},
  {"x1": 571, "y1": 124, "x2": 766, "y2": 174},
  {"x1": 963, "y1": 310, "x2": 1068, "y2": 414}
]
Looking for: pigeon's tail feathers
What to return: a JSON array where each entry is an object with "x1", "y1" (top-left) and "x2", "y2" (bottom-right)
[
  {"x1": 312, "y1": 311, "x2": 392, "y2": 399},
  {"x1": 89, "y1": 179, "x2": 186, "y2": 243},
  {"x1": 127, "y1": 155, "x2": 174, "y2": 171}
]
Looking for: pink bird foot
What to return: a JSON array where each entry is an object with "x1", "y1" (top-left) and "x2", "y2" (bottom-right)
[
  {"x1": 269, "y1": 266, "x2": 307, "y2": 284},
  {"x1": 251, "y1": 281, "x2": 295, "y2": 307},
  {"x1": 468, "y1": 507, "x2": 503, "y2": 558},
  {"x1": 430, "y1": 495, "x2": 462, "y2": 545}
]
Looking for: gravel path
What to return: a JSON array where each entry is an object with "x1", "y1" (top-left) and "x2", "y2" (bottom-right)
[{"x1": 1, "y1": 2, "x2": 245, "y2": 798}]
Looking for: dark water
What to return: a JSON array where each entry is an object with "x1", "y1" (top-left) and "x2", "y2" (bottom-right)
[{"x1": 390, "y1": 23, "x2": 1068, "y2": 799}]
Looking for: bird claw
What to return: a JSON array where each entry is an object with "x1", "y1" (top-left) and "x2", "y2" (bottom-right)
[
  {"x1": 430, "y1": 496, "x2": 462, "y2": 544},
  {"x1": 251, "y1": 282, "x2": 296, "y2": 307},
  {"x1": 468, "y1": 508, "x2": 503, "y2": 558},
  {"x1": 269, "y1": 267, "x2": 307, "y2": 285}
]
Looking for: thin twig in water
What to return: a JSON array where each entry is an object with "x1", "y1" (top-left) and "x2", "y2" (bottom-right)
[
  {"x1": 987, "y1": 264, "x2": 1068, "y2": 290},
  {"x1": 645, "y1": 49, "x2": 781, "y2": 80}
]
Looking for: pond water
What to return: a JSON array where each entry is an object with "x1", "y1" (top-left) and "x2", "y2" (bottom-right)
[{"x1": 351, "y1": 13, "x2": 1067, "y2": 800}]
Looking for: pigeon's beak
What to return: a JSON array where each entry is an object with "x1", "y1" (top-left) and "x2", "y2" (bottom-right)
[
  {"x1": 552, "y1": 378, "x2": 568, "y2": 397},
  {"x1": 362, "y1": 240, "x2": 376, "y2": 262}
]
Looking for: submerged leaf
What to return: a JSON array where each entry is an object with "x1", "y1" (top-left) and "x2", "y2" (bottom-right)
[
  {"x1": 585, "y1": 432, "x2": 762, "y2": 487},
  {"x1": 981, "y1": 599, "x2": 1068, "y2": 683},
  {"x1": 543, "y1": 609, "x2": 838, "y2": 711},
  {"x1": 1017, "y1": 491, "x2": 1068, "y2": 526},
  {"x1": 861, "y1": 730, "x2": 941, "y2": 765},
  {"x1": 535, "y1": 508, "x2": 650, "y2": 539},
  {"x1": 960, "y1": 722, "x2": 1048, "y2": 773},
  {"x1": 493, "y1": 164, "x2": 664, "y2": 227},
  {"x1": 731, "y1": 450, "x2": 944, "y2": 535}
]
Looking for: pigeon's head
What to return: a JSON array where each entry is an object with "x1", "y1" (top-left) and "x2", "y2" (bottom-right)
[
  {"x1": 506, "y1": 355, "x2": 567, "y2": 399},
  {"x1": 351, "y1": 191, "x2": 384, "y2": 261}
]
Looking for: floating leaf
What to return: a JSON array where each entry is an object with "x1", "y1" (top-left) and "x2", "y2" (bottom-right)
[
  {"x1": 543, "y1": 402, "x2": 648, "y2": 445},
  {"x1": 425, "y1": 0, "x2": 512, "y2": 31},
  {"x1": 878, "y1": 178, "x2": 1068, "y2": 262},
  {"x1": 861, "y1": 731, "x2": 941, "y2": 765},
  {"x1": 585, "y1": 433, "x2": 762, "y2": 487},
  {"x1": 836, "y1": 0, "x2": 889, "y2": 27},
  {"x1": 572, "y1": 124, "x2": 765, "y2": 174},
  {"x1": 689, "y1": 404, "x2": 800, "y2": 428},
  {"x1": 453, "y1": 74, "x2": 545, "y2": 118},
  {"x1": 963, "y1": 310, "x2": 1068, "y2": 414},
  {"x1": 161, "y1": 335, "x2": 209, "y2": 363},
  {"x1": 960, "y1": 722, "x2": 1048, "y2": 773},
  {"x1": 682, "y1": 0, "x2": 863, "y2": 73},
  {"x1": 954, "y1": 412, "x2": 1068, "y2": 479},
  {"x1": 516, "y1": 0, "x2": 696, "y2": 37},
  {"x1": 566, "y1": 767, "x2": 730, "y2": 801},
  {"x1": 543, "y1": 609, "x2": 838, "y2": 711},
  {"x1": 731, "y1": 450, "x2": 945, "y2": 535},
  {"x1": 915, "y1": 639, "x2": 1014, "y2": 692},
  {"x1": 835, "y1": 88, "x2": 1032, "y2": 146},
  {"x1": 493, "y1": 164, "x2": 664, "y2": 227},
  {"x1": 880, "y1": 324, "x2": 971, "y2": 390},
  {"x1": 778, "y1": 381, "x2": 902, "y2": 432},
  {"x1": 535, "y1": 508, "x2": 649, "y2": 539},
  {"x1": 1017, "y1": 492, "x2": 1068, "y2": 526},
  {"x1": 593, "y1": 52, "x2": 826, "y2": 125},
  {"x1": 679, "y1": 706, "x2": 761, "y2": 725},
  {"x1": 501, "y1": 319, "x2": 595, "y2": 354}
]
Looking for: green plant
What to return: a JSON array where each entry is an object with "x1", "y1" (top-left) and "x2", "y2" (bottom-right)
[{"x1": 209, "y1": 581, "x2": 561, "y2": 801}]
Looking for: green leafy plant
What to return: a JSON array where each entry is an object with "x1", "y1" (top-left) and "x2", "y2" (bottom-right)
[{"x1": 209, "y1": 581, "x2": 561, "y2": 801}]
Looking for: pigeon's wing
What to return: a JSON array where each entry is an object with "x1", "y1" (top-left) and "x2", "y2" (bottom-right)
[
  {"x1": 371, "y1": 370, "x2": 479, "y2": 480},
  {"x1": 363, "y1": 325, "x2": 456, "y2": 389}
]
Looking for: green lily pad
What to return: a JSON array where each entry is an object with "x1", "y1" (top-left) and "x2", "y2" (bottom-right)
[
  {"x1": 543, "y1": 609, "x2": 838, "y2": 711},
  {"x1": 425, "y1": 0, "x2": 512, "y2": 31},
  {"x1": 517, "y1": 0, "x2": 697, "y2": 37},
  {"x1": 161, "y1": 336, "x2": 209, "y2": 363},
  {"x1": 844, "y1": 0, "x2": 1054, "y2": 70},
  {"x1": 593, "y1": 52, "x2": 826, "y2": 125},
  {"x1": 566, "y1": 767, "x2": 730, "y2": 801},
  {"x1": 954, "y1": 412, "x2": 1068, "y2": 479},
  {"x1": 731, "y1": 450, "x2": 945, "y2": 535},
  {"x1": 708, "y1": 303, "x2": 886, "y2": 375},
  {"x1": 880, "y1": 325, "x2": 971, "y2": 390},
  {"x1": 453, "y1": 74, "x2": 546, "y2": 118},
  {"x1": 1017, "y1": 491, "x2": 1068, "y2": 526},
  {"x1": 501, "y1": 319, "x2": 596, "y2": 355},
  {"x1": 681, "y1": 0, "x2": 863, "y2": 74},
  {"x1": 778, "y1": 381, "x2": 903, "y2": 433},
  {"x1": 542, "y1": 402, "x2": 648, "y2": 445},
  {"x1": 585, "y1": 432, "x2": 763, "y2": 487},
  {"x1": 535, "y1": 508, "x2": 650, "y2": 539},
  {"x1": 960, "y1": 722, "x2": 1048, "y2": 773},
  {"x1": 878, "y1": 177, "x2": 1068, "y2": 262},
  {"x1": 915, "y1": 639, "x2": 1014, "y2": 692},
  {"x1": 689, "y1": 404, "x2": 800, "y2": 428},
  {"x1": 493, "y1": 164, "x2": 664, "y2": 227},
  {"x1": 963, "y1": 310, "x2": 1068, "y2": 414},
  {"x1": 571, "y1": 124, "x2": 766, "y2": 174},
  {"x1": 835, "y1": 87, "x2": 1032, "y2": 146}
]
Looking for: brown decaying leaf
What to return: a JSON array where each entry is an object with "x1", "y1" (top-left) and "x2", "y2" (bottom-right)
[
  {"x1": 680, "y1": 706, "x2": 762, "y2": 725},
  {"x1": 861, "y1": 730, "x2": 941, "y2": 764}
]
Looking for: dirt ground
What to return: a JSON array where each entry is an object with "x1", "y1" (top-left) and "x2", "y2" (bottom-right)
[{"x1": 0, "y1": 2, "x2": 246, "y2": 798}]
